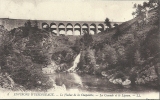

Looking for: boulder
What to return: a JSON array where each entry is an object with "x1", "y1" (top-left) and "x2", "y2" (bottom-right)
[
  {"x1": 42, "y1": 67, "x2": 55, "y2": 74},
  {"x1": 116, "y1": 78, "x2": 123, "y2": 84},
  {"x1": 135, "y1": 78, "x2": 145, "y2": 84},
  {"x1": 144, "y1": 77, "x2": 150, "y2": 82},
  {"x1": 112, "y1": 80, "x2": 118, "y2": 84},
  {"x1": 101, "y1": 71, "x2": 108, "y2": 77},
  {"x1": 122, "y1": 79, "x2": 131, "y2": 86},
  {"x1": 135, "y1": 66, "x2": 158, "y2": 85},
  {"x1": 110, "y1": 78, "x2": 122, "y2": 85},
  {"x1": 109, "y1": 77, "x2": 114, "y2": 83}
]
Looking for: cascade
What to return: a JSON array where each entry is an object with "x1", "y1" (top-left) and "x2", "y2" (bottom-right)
[{"x1": 67, "y1": 52, "x2": 81, "y2": 72}]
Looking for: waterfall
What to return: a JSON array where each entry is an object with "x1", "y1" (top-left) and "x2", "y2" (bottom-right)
[{"x1": 67, "y1": 52, "x2": 81, "y2": 72}]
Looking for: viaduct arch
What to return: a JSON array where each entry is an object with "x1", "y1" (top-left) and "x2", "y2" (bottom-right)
[
  {"x1": 38, "y1": 21, "x2": 122, "y2": 36},
  {"x1": 0, "y1": 18, "x2": 122, "y2": 35}
]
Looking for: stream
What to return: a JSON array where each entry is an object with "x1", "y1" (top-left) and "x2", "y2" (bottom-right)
[
  {"x1": 46, "y1": 52, "x2": 158, "y2": 93},
  {"x1": 48, "y1": 72, "x2": 158, "y2": 93}
]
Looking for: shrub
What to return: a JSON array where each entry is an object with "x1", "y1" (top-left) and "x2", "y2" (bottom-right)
[
  {"x1": 102, "y1": 44, "x2": 117, "y2": 66},
  {"x1": 112, "y1": 24, "x2": 121, "y2": 40},
  {"x1": 80, "y1": 31, "x2": 93, "y2": 48},
  {"x1": 86, "y1": 49, "x2": 97, "y2": 71},
  {"x1": 52, "y1": 49, "x2": 75, "y2": 67},
  {"x1": 96, "y1": 49, "x2": 103, "y2": 64},
  {"x1": 134, "y1": 50, "x2": 144, "y2": 66},
  {"x1": 140, "y1": 28, "x2": 160, "y2": 59},
  {"x1": 119, "y1": 34, "x2": 135, "y2": 46}
]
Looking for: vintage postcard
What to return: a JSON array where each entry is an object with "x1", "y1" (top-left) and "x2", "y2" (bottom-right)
[{"x1": 0, "y1": 0, "x2": 159, "y2": 99}]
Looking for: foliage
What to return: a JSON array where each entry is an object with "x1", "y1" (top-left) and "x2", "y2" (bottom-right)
[
  {"x1": 148, "y1": 0, "x2": 159, "y2": 8},
  {"x1": 95, "y1": 49, "x2": 103, "y2": 64},
  {"x1": 133, "y1": 4, "x2": 145, "y2": 17},
  {"x1": 80, "y1": 31, "x2": 93, "y2": 49},
  {"x1": 52, "y1": 49, "x2": 75, "y2": 65},
  {"x1": 86, "y1": 49, "x2": 97, "y2": 72},
  {"x1": 0, "y1": 73, "x2": 14, "y2": 89},
  {"x1": 112, "y1": 24, "x2": 121, "y2": 40},
  {"x1": 77, "y1": 50, "x2": 87, "y2": 70},
  {"x1": 34, "y1": 20, "x2": 38, "y2": 29},
  {"x1": 25, "y1": 20, "x2": 32, "y2": 28},
  {"x1": 132, "y1": 0, "x2": 158, "y2": 17},
  {"x1": 0, "y1": 26, "x2": 54, "y2": 90},
  {"x1": 104, "y1": 18, "x2": 111, "y2": 29},
  {"x1": 134, "y1": 50, "x2": 144, "y2": 66},
  {"x1": 122, "y1": 40, "x2": 139, "y2": 67},
  {"x1": 119, "y1": 34, "x2": 135, "y2": 46},
  {"x1": 102, "y1": 44, "x2": 117, "y2": 66},
  {"x1": 132, "y1": 12, "x2": 136, "y2": 18},
  {"x1": 71, "y1": 37, "x2": 81, "y2": 53},
  {"x1": 140, "y1": 27, "x2": 160, "y2": 59},
  {"x1": 77, "y1": 48, "x2": 97, "y2": 74}
]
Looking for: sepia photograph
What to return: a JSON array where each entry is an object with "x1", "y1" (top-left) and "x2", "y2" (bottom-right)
[{"x1": 0, "y1": 0, "x2": 159, "y2": 99}]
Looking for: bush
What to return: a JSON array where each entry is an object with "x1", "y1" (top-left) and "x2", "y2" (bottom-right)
[
  {"x1": 119, "y1": 34, "x2": 135, "y2": 46},
  {"x1": 140, "y1": 28, "x2": 160, "y2": 59},
  {"x1": 134, "y1": 50, "x2": 144, "y2": 66},
  {"x1": 86, "y1": 49, "x2": 97, "y2": 72},
  {"x1": 124, "y1": 42, "x2": 138, "y2": 67},
  {"x1": 80, "y1": 31, "x2": 93, "y2": 48},
  {"x1": 51, "y1": 49, "x2": 75, "y2": 69},
  {"x1": 12, "y1": 65, "x2": 53, "y2": 90},
  {"x1": 112, "y1": 24, "x2": 121, "y2": 40},
  {"x1": 102, "y1": 44, "x2": 117, "y2": 66},
  {"x1": 116, "y1": 46, "x2": 127, "y2": 66},
  {"x1": 96, "y1": 49, "x2": 103, "y2": 64}
]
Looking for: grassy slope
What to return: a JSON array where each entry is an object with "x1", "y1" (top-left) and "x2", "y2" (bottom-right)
[{"x1": 92, "y1": 8, "x2": 158, "y2": 43}]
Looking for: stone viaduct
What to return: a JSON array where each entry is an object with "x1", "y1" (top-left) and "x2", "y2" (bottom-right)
[
  {"x1": 38, "y1": 21, "x2": 122, "y2": 35},
  {"x1": 0, "y1": 18, "x2": 122, "y2": 35}
]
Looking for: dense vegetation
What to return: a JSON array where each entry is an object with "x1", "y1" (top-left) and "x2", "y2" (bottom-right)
[
  {"x1": 0, "y1": 24, "x2": 77, "y2": 91},
  {"x1": 76, "y1": 6, "x2": 159, "y2": 88}
]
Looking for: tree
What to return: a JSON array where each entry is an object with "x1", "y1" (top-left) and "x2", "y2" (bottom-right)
[
  {"x1": 134, "y1": 50, "x2": 143, "y2": 66},
  {"x1": 113, "y1": 23, "x2": 118, "y2": 27},
  {"x1": 133, "y1": 3, "x2": 137, "y2": 9},
  {"x1": 80, "y1": 31, "x2": 93, "y2": 49},
  {"x1": 24, "y1": 22, "x2": 27, "y2": 27},
  {"x1": 148, "y1": 0, "x2": 159, "y2": 8},
  {"x1": 132, "y1": 0, "x2": 158, "y2": 17},
  {"x1": 34, "y1": 20, "x2": 38, "y2": 29},
  {"x1": 136, "y1": 4, "x2": 144, "y2": 16},
  {"x1": 132, "y1": 12, "x2": 136, "y2": 18},
  {"x1": 102, "y1": 44, "x2": 117, "y2": 65},
  {"x1": 133, "y1": 3, "x2": 146, "y2": 17},
  {"x1": 112, "y1": 23, "x2": 121, "y2": 40},
  {"x1": 24, "y1": 20, "x2": 31, "y2": 27},
  {"x1": 104, "y1": 18, "x2": 111, "y2": 29},
  {"x1": 26, "y1": 20, "x2": 31, "y2": 28},
  {"x1": 72, "y1": 37, "x2": 81, "y2": 53},
  {"x1": 143, "y1": 2, "x2": 149, "y2": 8}
]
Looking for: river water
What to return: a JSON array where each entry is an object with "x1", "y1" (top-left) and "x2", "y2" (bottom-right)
[{"x1": 48, "y1": 72, "x2": 158, "y2": 93}]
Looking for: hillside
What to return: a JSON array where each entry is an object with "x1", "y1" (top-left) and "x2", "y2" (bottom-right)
[
  {"x1": 86, "y1": 7, "x2": 159, "y2": 88},
  {"x1": 0, "y1": 25, "x2": 79, "y2": 90}
]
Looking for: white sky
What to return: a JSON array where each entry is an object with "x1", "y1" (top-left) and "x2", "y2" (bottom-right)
[{"x1": 0, "y1": 0, "x2": 148, "y2": 22}]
